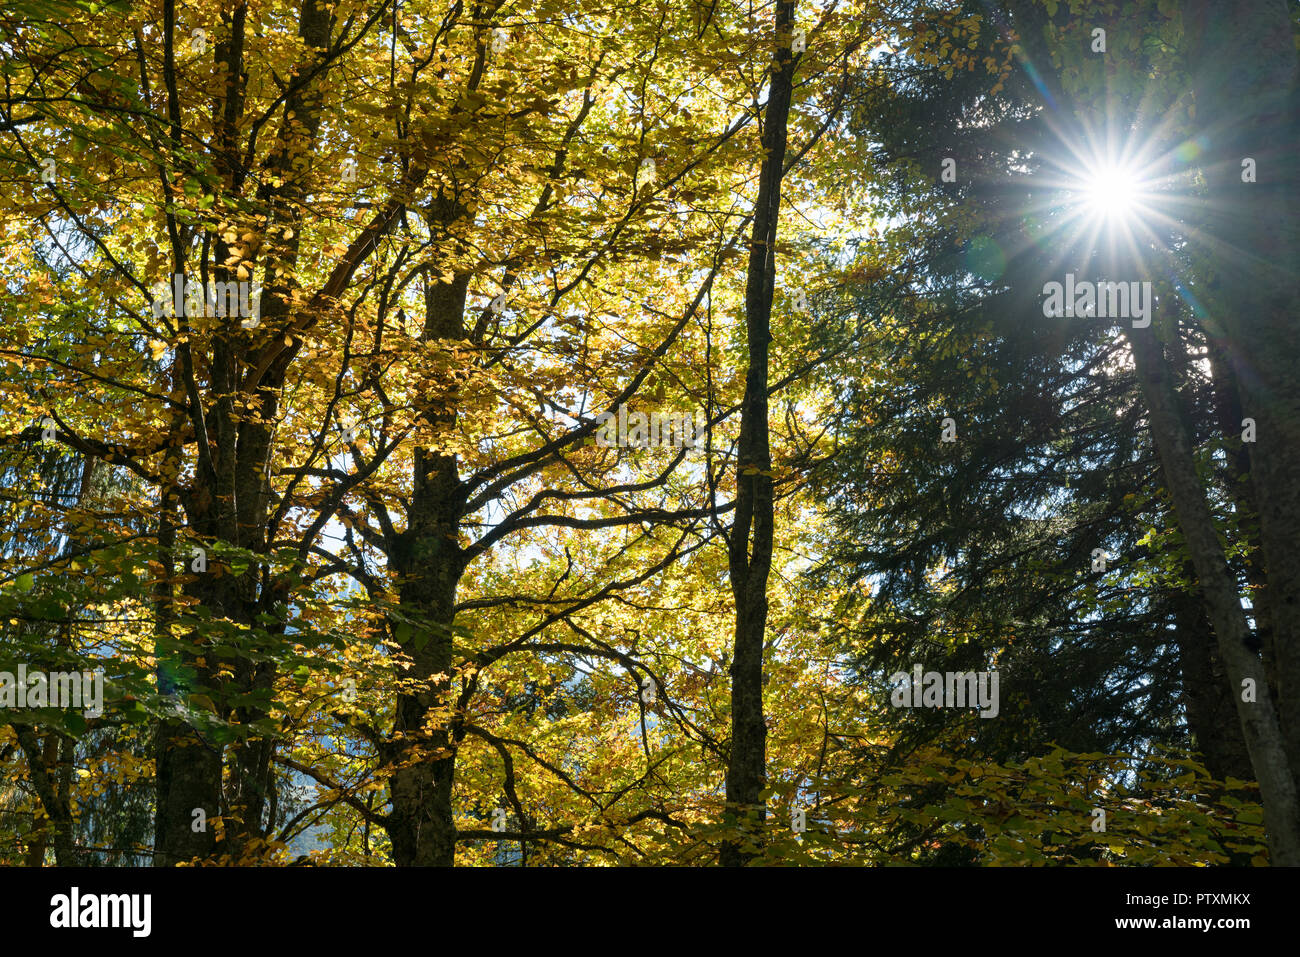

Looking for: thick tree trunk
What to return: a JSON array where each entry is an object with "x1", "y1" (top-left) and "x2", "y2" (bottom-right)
[
  {"x1": 384, "y1": 545, "x2": 462, "y2": 867},
  {"x1": 1186, "y1": 0, "x2": 1300, "y2": 799},
  {"x1": 153, "y1": 0, "x2": 332, "y2": 864},
  {"x1": 1171, "y1": 577, "x2": 1253, "y2": 783},
  {"x1": 153, "y1": 720, "x2": 223, "y2": 864},
  {"x1": 1164, "y1": 313, "x2": 1255, "y2": 782},
  {"x1": 382, "y1": 234, "x2": 472, "y2": 866},
  {"x1": 15, "y1": 728, "x2": 76, "y2": 866},
  {"x1": 1127, "y1": 321, "x2": 1300, "y2": 863},
  {"x1": 721, "y1": 0, "x2": 796, "y2": 867}
]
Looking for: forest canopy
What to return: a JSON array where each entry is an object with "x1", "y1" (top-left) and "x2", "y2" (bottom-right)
[{"x1": 0, "y1": 0, "x2": 1297, "y2": 868}]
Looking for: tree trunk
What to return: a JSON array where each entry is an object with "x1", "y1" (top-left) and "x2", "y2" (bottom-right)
[
  {"x1": 382, "y1": 219, "x2": 473, "y2": 866},
  {"x1": 1127, "y1": 320, "x2": 1300, "y2": 863},
  {"x1": 15, "y1": 727, "x2": 76, "y2": 866},
  {"x1": 721, "y1": 0, "x2": 797, "y2": 867},
  {"x1": 384, "y1": 547, "x2": 462, "y2": 867},
  {"x1": 1203, "y1": 335, "x2": 1275, "y2": 700},
  {"x1": 1185, "y1": 0, "x2": 1300, "y2": 798},
  {"x1": 153, "y1": 0, "x2": 333, "y2": 864},
  {"x1": 1164, "y1": 308, "x2": 1254, "y2": 783},
  {"x1": 1171, "y1": 575, "x2": 1253, "y2": 783}
]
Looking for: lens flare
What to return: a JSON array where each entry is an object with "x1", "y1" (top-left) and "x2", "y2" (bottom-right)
[{"x1": 1081, "y1": 163, "x2": 1141, "y2": 222}]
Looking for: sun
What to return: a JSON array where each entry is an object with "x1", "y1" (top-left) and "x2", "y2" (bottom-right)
[
  {"x1": 1027, "y1": 133, "x2": 1183, "y2": 277},
  {"x1": 1079, "y1": 161, "x2": 1143, "y2": 223}
]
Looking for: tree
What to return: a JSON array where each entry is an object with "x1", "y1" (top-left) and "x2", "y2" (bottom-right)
[{"x1": 815, "y1": 0, "x2": 1299, "y2": 861}]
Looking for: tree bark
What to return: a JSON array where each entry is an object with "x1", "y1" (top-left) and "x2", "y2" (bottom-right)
[
  {"x1": 721, "y1": 0, "x2": 797, "y2": 867},
  {"x1": 1127, "y1": 320, "x2": 1300, "y2": 863},
  {"x1": 153, "y1": 0, "x2": 333, "y2": 864},
  {"x1": 1185, "y1": 0, "x2": 1300, "y2": 799},
  {"x1": 1171, "y1": 575, "x2": 1253, "y2": 783},
  {"x1": 381, "y1": 205, "x2": 473, "y2": 866},
  {"x1": 15, "y1": 727, "x2": 76, "y2": 866}
]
